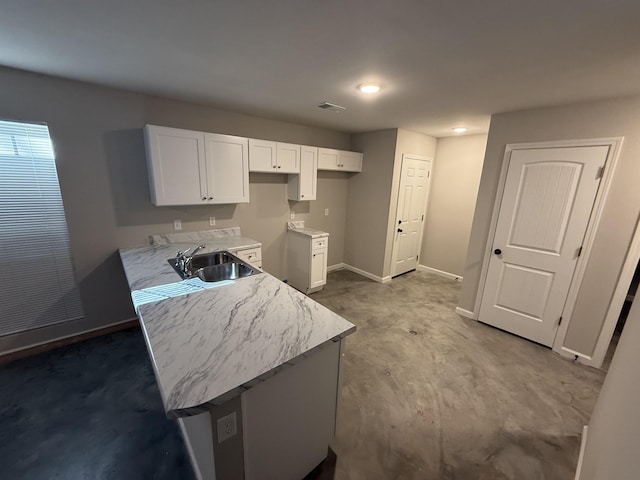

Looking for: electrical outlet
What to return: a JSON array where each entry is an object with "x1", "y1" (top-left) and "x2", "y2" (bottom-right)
[
  {"x1": 173, "y1": 219, "x2": 182, "y2": 231},
  {"x1": 217, "y1": 412, "x2": 237, "y2": 443},
  {"x1": 290, "y1": 211, "x2": 295, "y2": 220},
  {"x1": 209, "y1": 216, "x2": 216, "y2": 227},
  {"x1": 324, "y1": 208, "x2": 329, "y2": 216}
]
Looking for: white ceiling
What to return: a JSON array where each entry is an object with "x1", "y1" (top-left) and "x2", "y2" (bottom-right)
[{"x1": 1, "y1": 1, "x2": 640, "y2": 137}]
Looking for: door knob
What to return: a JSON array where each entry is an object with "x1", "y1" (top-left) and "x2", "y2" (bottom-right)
[
  {"x1": 494, "y1": 248, "x2": 502, "y2": 255},
  {"x1": 398, "y1": 228, "x2": 403, "y2": 233}
]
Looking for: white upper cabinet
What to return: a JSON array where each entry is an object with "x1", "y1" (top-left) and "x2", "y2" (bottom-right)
[
  {"x1": 288, "y1": 146, "x2": 317, "y2": 201},
  {"x1": 144, "y1": 125, "x2": 249, "y2": 206},
  {"x1": 204, "y1": 133, "x2": 250, "y2": 204},
  {"x1": 317, "y1": 148, "x2": 362, "y2": 172},
  {"x1": 276, "y1": 142, "x2": 301, "y2": 173},
  {"x1": 249, "y1": 139, "x2": 300, "y2": 173}
]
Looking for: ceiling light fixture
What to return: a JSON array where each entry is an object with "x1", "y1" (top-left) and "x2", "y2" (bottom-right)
[
  {"x1": 358, "y1": 83, "x2": 381, "y2": 94},
  {"x1": 452, "y1": 127, "x2": 468, "y2": 133}
]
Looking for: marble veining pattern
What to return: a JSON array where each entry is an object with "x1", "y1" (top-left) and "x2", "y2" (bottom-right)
[
  {"x1": 137, "y1": 273, "x2": 355, "y2": 418},
  {"x1": 120, "y1": 237, "x2": 261, "y2": 291},
  {"x1": 150, "y1": 227, "x2": 241, "y2": 245},
  {"x1": 287, "y1": 221, "x2": 330, "y2": 238}
]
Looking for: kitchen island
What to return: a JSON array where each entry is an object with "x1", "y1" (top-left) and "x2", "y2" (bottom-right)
[{"x1": 119, "y1": 230, "x2": 355, "y2": 480}]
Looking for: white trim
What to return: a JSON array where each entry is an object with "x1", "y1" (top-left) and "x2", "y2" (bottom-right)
[
  {"x1": 574, "y1": 425, "x2": 589, "y2": 480},
  {"x1": 469, "y1": 137, "x2": 624, "y2": 360},
  {"x1": 343, "y1": 264, "x2": 390, "y2": 283},
  {"x1": 417, "y1": 264, "x2": 462, "y2": 282},
  {"x1": 0, "y1": 317, "x2": 139, "y2": 356},
  {"x1": 327, "y1": 263, "x2": 345, "y2": 272},
  {"x1": 552, "y1": 137, "x2": 624, "y2": 360},
  {"x1": 389, "y1": 154, "x2": 433, "y2": 278},
  {"x1": 455, "y1": 307, "x2": 476, "y2": 319},
  {"x1": 578, "y1": 214, "x2": 640, "y2": 368}
]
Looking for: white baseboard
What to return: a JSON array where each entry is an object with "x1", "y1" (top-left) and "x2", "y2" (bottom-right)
[
  {"x1": 574, "y1": 425, "x2": 588, "y2": 480},
  {"x1": 416, "y1": 264, "x2": 463, "y2": 282},
  {"x1": 455, "y1": 307, "x2": 476, "y2": 320},
  {"x1": 0, "y1": 317, "x2": 139, "y2": 357},
  {"x1": 327, "y1": 263, "x2": 389, "y2": 284}
]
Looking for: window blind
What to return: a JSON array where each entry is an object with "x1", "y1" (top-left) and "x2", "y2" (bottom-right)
[{"x1": 0, "y1": 120, "x2": 83, "y2": 336}]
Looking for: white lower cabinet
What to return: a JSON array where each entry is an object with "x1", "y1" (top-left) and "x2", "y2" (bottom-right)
[
  {"x1": 234, "y1": 247, "x2": 262, "y2": 270},
  {"x1": 287, "y1": 232, "x2": 328, "y2": 294}
]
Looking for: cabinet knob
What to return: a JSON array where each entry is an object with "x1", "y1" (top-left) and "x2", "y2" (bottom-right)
[
  {"x1": 277, "y1": 165, "x2": 281, "y2": 169},
  {"x1": 208, "y1": 197, "x2": 213, "y2": 200},
  {"x1": 273, "y1": 165, "x2": 277, "y2": 169},
  {"x1": 301, "y1": 194, "x2": 304, "y2": 198},
  {"x1": 313, "y1": 254, "x2": 316, "y2": 257},
  {"x1": 202, "y1": 197, "x2": 207, "y2": 201}
]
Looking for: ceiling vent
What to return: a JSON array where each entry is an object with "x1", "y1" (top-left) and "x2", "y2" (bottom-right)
[{"x1": 317, "y1": 101, "x2": 346, "y2": 112}]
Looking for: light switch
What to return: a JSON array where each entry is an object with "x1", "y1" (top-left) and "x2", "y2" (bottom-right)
[
  {"x1": 290, "y1": 211, "x2": 295, "y2": 220},
  {"x1": 173, "y1": 219, "x2": 182, "y2": 231}
]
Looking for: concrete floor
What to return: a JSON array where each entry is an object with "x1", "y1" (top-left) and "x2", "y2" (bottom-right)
[{"x1": 311, "y1": 270, "x2": 607, "y2": 480}]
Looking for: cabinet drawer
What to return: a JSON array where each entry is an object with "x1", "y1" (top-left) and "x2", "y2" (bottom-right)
[
  {"x1": 235, "y1": 247, "x2": 262, "y2": 263},
  {"x1": 312, "y1": 238, "x2": 328, "y2": 250}
]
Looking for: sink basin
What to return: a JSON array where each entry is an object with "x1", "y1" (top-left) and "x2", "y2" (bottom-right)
[
  {"x1": 195, "y1": 262, "x2": 255, "y2": 282},
  {"x1": 167, "y1": 250, "x2": 260, "y2": 282}
]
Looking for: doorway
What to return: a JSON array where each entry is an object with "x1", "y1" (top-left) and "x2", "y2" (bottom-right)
[
  {"x1": 390, "y1": 154, "x2": 432, "y2": 277},
  {"x1": 477, "y1": 142, "x2": 613, "y2": 348}
]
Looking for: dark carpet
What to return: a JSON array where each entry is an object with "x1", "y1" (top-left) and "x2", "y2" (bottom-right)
[{"x1": 0, "y1": 327, "x2": 194, "y2": 480}]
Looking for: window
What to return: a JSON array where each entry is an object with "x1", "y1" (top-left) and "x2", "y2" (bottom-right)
[{"x1": 0, "y1": 120, "x2": 83, "y2": 336}]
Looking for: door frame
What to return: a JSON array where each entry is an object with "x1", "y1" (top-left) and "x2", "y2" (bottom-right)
[
  {"x1": 389, "y1": 154, "x2": 433, "y2": 278},
  {"x1": 472, "y1": 138, "x2": 624, "y2": 361}
]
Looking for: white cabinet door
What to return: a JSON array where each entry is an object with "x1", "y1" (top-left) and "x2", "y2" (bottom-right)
[
  {"x1": 249, "y1": 139, "x2": 277, "y2": 172},
  {"x1": 339, "y1": 151, "x2": 363, "y2": 172},
  {"x1": 318, "y1": 148, "x2": 363, "y2": 172},
  {"x1": 276, "y1": 142, "x2": 301, "y2": 173},
  {"x1": 288, "y1": 146, "x2": 317, "y2": 201},
  {"x1": 318, "y1": 148, "x2": 339, "y2": 170},
  {"x1": 310, "y1": 249, "x2": 327, "y2": 288},
  {"x1": 145, "y1": 125, "x2": 207, "y2": 206},
  {"x1": 204, "y1": 133, "x2": 249, "y2": 204}
]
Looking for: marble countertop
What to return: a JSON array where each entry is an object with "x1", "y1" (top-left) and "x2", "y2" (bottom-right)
[
  {"x1": 119, "y1": 231, "x2": 355, "y2": 418},
  {"x1": 120, "y1": 236, "x2": 261, "y2": 291},
  {"x1": 287, "y1": 220, "x2": 329, "y2": 238}
]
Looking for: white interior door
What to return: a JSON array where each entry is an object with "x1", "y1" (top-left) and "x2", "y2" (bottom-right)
[
  {"x1": 479, "y1": 146, "x2": 608, "y2": 346},
  {"x1": 391, "y1": 155, "x2": 432, "y2": 277}
]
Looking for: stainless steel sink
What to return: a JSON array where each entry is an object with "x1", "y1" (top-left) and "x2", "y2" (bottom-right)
[
  {"x1": 195, "y1": 262, "x2": 256, "y2": 282},
  {"x1": 167, "y1": 250, "x2": 260, "y2": 282}
]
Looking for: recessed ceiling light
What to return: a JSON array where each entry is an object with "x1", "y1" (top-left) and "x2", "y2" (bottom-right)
[
  {"x1": 358, "y1": 83, "x2": 381, "y2": 94},
  {"x1": 452, "y1": 127, "x2": 468, "y2": 133}
]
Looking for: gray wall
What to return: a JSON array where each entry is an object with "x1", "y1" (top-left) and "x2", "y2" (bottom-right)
[
  {"x1": 385, "y1": 129, "x2": 437, "y2": 278},
  {"x1": 458, "y1": 96, "x2": 640, "y2": 358},
  {"x1": 346, "y1": 128, "x2": 437, "y2": 279},
  {"x1": 0, "y1": 66, "x2": 351, "y2": 354},
  {"x1": 421, "y1": 134, "x2": 487, "y2": 277},
  {"x1": 579, "y1": 294, "x2": 640, "y2": 479},
  {"x1": 346, "y1": 129, "x2": 398, "y2": 277}
]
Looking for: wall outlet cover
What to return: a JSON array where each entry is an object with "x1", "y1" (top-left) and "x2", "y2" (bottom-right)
[
  {"x1": 217, "y1": 412, "x2": 237, "y2": 443},
  {"x1": 209, "y1": 216, "x2": 216, "y2": 227},
  {"x1": 324, "y1": 208, "x2": 329, "y2": 216},
  {"x1": 173, "y1": 219, "x2": 182, "y2": 231},
  {"x1": 290, "y1": 211, "x2": 295, "y2": 219}
]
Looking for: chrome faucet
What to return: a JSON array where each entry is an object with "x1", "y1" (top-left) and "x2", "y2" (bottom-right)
[{"x1": 176, "y1": 244, "x2": 205, "y2": 276}]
